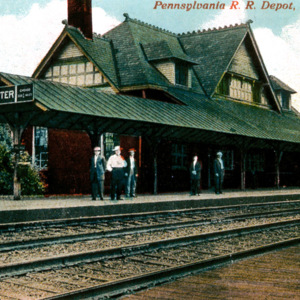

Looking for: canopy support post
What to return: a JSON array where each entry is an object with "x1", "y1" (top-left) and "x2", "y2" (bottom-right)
[
  {"x1": 6, "y1": 112, "x2": 34, "y2": 200},
  {"x1": 145, "y1": 136, "x2": 160, "y2": 195}
]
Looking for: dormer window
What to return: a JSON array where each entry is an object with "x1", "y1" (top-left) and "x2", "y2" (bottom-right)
[
  {"x1": 217, "y1": 74, "x2": 273, "y2": 106},
  {"x1": 278, "y1": 91, "x2": 291, "y2": 110},
  {"x1": 269, "y1": 75, "x2": 296, "y2": 111},
  {"x1": 229, "y1": 77, "x2": 252, "y2": 102},
  {"x1": 175, "y1": 63, "x2": 189, "y2": 86}
]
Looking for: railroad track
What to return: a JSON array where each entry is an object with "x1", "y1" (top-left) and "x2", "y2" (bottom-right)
[
  {"x1": 0, "y1": 204, "x2": 299, "y2": 263},
  {"x1": 0, "y1": 220, "x2": 299, "y2": 299},
  {"x1": 0, "y1": 201, "x2": 299, "y2": 299},
  {"x1": 1, "y1": 200, "x2": 299, "y2": 248}
]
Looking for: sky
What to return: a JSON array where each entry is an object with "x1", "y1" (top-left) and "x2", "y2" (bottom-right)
[{"x1": 0, "y1": 0, "x2": 299, "y2": 110}]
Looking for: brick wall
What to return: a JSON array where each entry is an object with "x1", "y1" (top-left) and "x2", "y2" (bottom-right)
[{"x1": 48, "y1": 129, "x2": 91, "y2": 194}]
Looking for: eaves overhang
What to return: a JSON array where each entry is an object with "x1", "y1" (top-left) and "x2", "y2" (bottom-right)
[{"x1": 0, "y1": 73, "x2": 299, "y2": 150}]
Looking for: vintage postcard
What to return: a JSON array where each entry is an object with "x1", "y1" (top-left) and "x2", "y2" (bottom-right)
[{"x1": 0, "y1": 0, "x2": 299, "y2": 299}]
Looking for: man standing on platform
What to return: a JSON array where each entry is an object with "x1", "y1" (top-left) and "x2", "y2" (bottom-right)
[
  {"x1": 190, "y1": 154, "x2": 201, "y2": 195},
  {"x1": 90, "y1": 146, "x2": 106, "y2": 200},
  {"x1": 107, "y1": 146, "x2": 127, "y2": 200},
  {"x1": 214, "y1": 151, "x2": 225, "y2": 194},
  {"x1": 125, "y1": 148, "x2": 138, "y2": 198}
]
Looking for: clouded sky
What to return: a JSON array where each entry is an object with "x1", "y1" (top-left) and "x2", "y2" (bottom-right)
[{"x1": 0, "y1": 0, "x2": 299, "y2": 110}]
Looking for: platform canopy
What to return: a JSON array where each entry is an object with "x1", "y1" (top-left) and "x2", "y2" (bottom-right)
[{"x1": 0, "y1": 72, "x2": 300, "y2": 151}]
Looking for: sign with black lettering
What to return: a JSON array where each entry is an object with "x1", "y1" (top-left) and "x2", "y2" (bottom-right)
[{"x1": 0, "y1": 84, "x2": 33, "y2": 104}]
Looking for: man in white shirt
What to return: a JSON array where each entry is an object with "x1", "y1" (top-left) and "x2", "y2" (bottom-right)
[
  {"x1": 214, "y1": 151, "x2": 225, "y2": 194},
  {"x1": 125, "y1": 148, "x2": 138, "y2": 198},
  {"x1": 107, "y1": 146, "x2": 127, "y2": 200}
]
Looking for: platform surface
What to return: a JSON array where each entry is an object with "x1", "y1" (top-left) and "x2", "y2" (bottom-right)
[
  {"x1": 123, "y1": 245, "x2": 300, "y2": 300},
  {"x1": 0, "y1": 188, "x2": 299, "y2": 224}
]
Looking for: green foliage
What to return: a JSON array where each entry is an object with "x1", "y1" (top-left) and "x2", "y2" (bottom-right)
[
  {"x1": 18, "y1": 151, "x2": 45, "y2": 195},
  {"x1": 0, "y1": 143, "x2": 13, "y2": 194},
  {"x1": 0, "y1": 124, "x2": 45, "y2": 195},
  {"x1": 0, "y1": 124, "x2": 12, "y2": 149}
]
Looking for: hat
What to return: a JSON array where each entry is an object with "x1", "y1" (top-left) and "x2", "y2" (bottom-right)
[
  {"x1": 217, "y1": 151, "x2": 222, "y2": 156},
  {"x1": 129, "y1": 148, "x2": 136, "y2": 152},
  {"x1": 93, "y1": 146, "x2": 101, "y2": 151},
  {"x1": 113, "y1": 145, "x2": 122, "y2": 151}
]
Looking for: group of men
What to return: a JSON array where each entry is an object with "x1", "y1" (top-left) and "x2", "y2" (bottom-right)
[
  {"x1": 190, "y1": 152, "x2": 225, "y2": 195},
  {"x1": 91, "y1": 146, "x2": 225, "y2": 201},
  {"x1": 90, "y1": 145, "x2": 138, "y2": 201}
]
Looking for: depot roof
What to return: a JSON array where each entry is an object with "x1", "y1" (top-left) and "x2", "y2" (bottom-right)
[{"x1": 1, "y1": 72, "x2": 299, "y2": 150}]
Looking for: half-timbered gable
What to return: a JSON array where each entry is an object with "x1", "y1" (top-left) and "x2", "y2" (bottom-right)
[
  {"x1": 42, "y1": 38, "x2": 106, "y2": 87},
  {"x1": 33, "y1": 28, "x2": 118, "y2": 93},
  {"x1": 179, "y1": 23, "x2": 281, "y2": 112}
]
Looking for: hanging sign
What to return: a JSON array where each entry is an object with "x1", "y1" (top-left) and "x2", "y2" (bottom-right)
[
  {"x1": 0, "y1": 86, "x2": 15, "y2": 103},
  {"x1": 0, "y1": 84, "x2": 33, "y2": 104},
  {"x1": 17, "y1": 84, "x2": 34, "y2": 101}
]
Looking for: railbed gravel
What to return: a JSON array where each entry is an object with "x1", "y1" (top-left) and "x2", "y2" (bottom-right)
[
  {"x1": 0, "y1": 203, "x2": 299, "y2": 244},
  {"x1": 0, "y1": 225, "x2": 298, "y2": 300},
  {"x1": 0, "y1": 215, "x2": 299, "y2": 265}
]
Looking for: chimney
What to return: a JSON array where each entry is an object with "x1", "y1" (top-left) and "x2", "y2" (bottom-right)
[{"x1": 68, "y1": 0, "x2": 93, "y2": 40}]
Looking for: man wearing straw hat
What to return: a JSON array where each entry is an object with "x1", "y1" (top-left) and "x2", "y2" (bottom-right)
[{"x1": 107, "y1": 146, "x2": 127, "y2": 200}]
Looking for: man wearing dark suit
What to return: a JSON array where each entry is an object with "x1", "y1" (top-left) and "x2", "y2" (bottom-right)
[
  {"x1": 90, "y1": 146, "x2": 106, "y2": 200},
  {"x1": 214, "y1": 151, "x2": 225, "y2": 194},
  {"x1": 124, "y1": 148, "x2": 138, "y2": 198},
  {"x1": 190, "y1": 155, "x2": 201, "y2": 195}
]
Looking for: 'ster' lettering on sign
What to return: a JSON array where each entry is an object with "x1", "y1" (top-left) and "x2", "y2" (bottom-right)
[{"x1": 0, "y1": 86, "x2": 15, "y2": 104}]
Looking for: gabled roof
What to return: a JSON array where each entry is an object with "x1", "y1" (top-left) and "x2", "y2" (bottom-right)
[
  {"x1": 67, "y1": 27, "x2": 119, "y2": 87},
  {"x1": 179, "y1": 24, "x2": 248, "y2": 96},
  {"x1": 270, "y1": 75, "x2": 296, "y2": 93},
  {"x1": 32, "y1": 15, "x2": 283, "y2": 112}
]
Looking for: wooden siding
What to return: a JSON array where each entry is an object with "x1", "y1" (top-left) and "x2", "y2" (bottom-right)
[
  {"x1": 229, "y1": 42, "x2": 259, "y2": 80},
  {"x1": 58, "y1": 40, "x2": 84, "y2": 59},
  {"x1": 154, "y1": 61, "x2": 175, "y2": 84},
  {"x1": 42, "y1": 39, "x2": 107, "y2": 87}
]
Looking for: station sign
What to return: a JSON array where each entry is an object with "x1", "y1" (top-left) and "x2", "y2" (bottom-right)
[{"x1": 0, "y1": 84, "x2": 34, "y2": 104}]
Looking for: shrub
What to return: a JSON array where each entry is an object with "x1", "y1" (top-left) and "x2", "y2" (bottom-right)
[
  {"x1": 0, "y1": 143, "x2": 13, "y2": 194},
  {"x1": 18, "y1": 151, "x2": 45, "y2": 195},
  {"x1": 0, "y1": 124, "x2": 45, "y2": 195}
]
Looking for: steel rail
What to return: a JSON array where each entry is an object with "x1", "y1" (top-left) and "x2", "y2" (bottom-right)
[
  {"x1": 42, "y1": 237, "x2": 300, "y2": 300},
  {"x1": 0, "y1": 207, "x2": 299, "y2": 253},
  {"x1": 1, "y1": 200, "x2": 299, "y2": 231},
  {"x1": 0, "y1": 218, "x2": 298, "y2": 279}
]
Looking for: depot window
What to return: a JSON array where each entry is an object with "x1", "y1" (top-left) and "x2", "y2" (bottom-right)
[{"x1": 33, "y1": 127, "x2": 48, "y2": 169}]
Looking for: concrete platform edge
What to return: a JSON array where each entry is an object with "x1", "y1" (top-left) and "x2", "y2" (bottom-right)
[{"x1": 0, "y1": 193, "x2": 299, "y2": 224}]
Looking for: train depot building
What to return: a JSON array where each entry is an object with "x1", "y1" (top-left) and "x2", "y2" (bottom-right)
[{"x1": 0, "y1": 0, "x2": 299, "y2": 197}]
